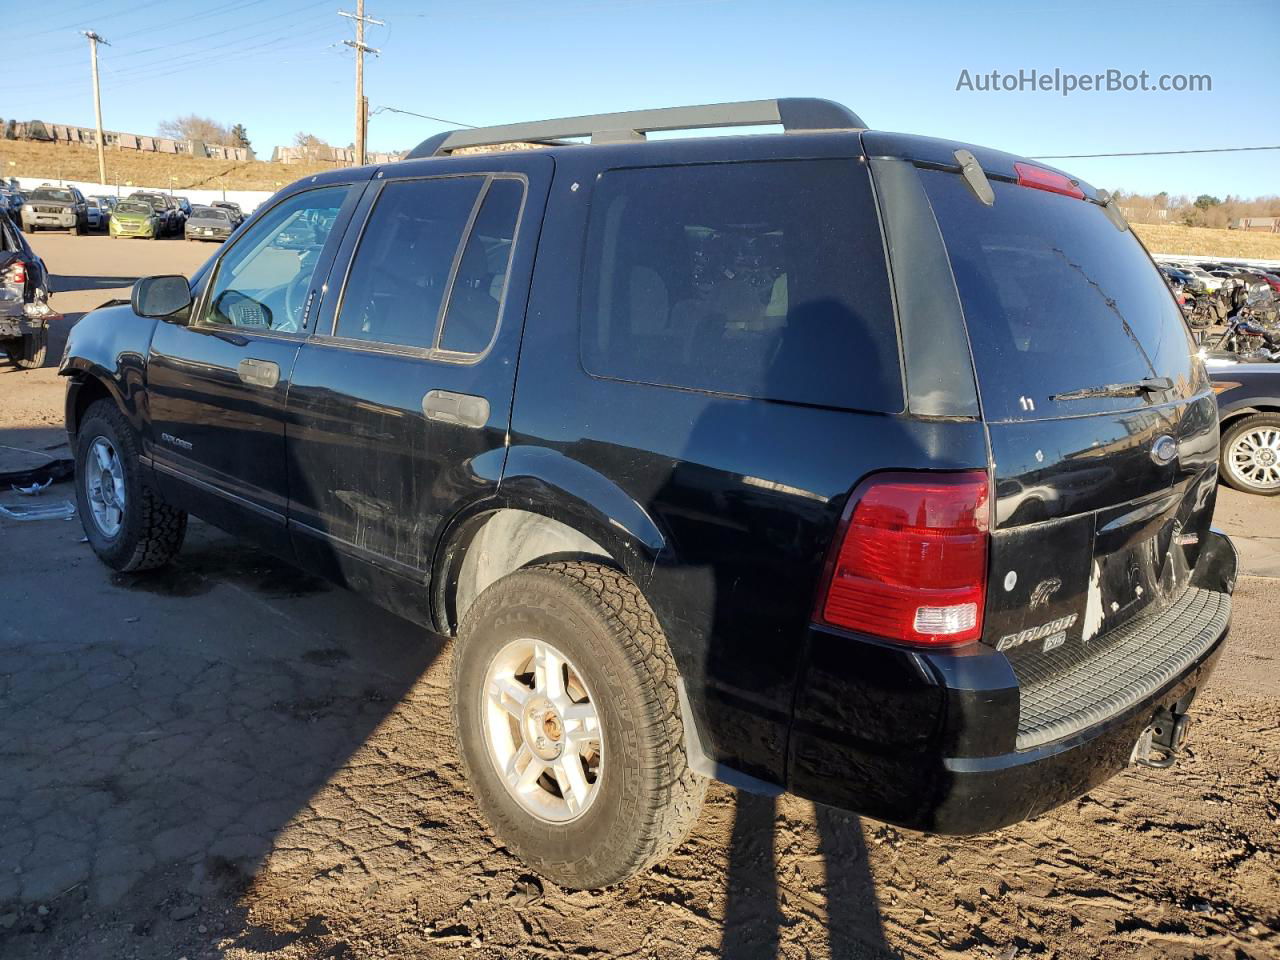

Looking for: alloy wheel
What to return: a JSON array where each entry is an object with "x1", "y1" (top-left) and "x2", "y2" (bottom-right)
[{"x1": 481, "y1": 637, "x2": 604, "y2": 823}]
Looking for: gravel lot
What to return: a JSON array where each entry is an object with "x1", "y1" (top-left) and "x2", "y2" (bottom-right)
[{"x1": 1, "y1": 233, "x2": 1277, "y2": 960}]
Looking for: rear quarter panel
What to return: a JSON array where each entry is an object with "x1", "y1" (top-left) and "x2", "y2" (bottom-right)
[{"x1": 511, "y1": 142, "x2": 992, "y2": 785}]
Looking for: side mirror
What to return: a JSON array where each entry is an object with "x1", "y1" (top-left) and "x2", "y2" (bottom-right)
[{"x1": 132, "y1": 275, "x2": 192, "y2": 320}]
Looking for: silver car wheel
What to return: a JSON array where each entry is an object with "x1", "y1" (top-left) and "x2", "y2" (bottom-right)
[
  {"x1": 85, "y1": 436, "x2": 126, "y2": 537},
  {"x1": 481, "y1": 637, "x2": 604, "y2": 824},
  {"x1": 1229, "y1": 427, "x2": 1280, "y2": 489}
]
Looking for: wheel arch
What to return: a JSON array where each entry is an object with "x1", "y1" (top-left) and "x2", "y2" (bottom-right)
[
  {"x1": 64, "y1": 369, "x2": 122, "y2": 441},
  {"x1": 1219, "y1": 402, "x2": 1280, "y2": 433}
]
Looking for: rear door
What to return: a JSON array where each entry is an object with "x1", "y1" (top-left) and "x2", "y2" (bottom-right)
[
  {"x1": 146, "y1": 182, "x2": 362, "y2": 554},
  {"x1": 917, "y1": 166, "x2": 1217, "y2": 671},
  {"x1": 284, "y1": 154, "x2": 551, "y2": 623}
]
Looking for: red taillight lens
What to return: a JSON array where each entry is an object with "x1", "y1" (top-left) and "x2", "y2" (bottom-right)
[
  {"x1": 3, "y1": 262, "x2": 25, "y2": 285},
  {"x1": 817, "y1": 472, "x2": 989, "y2": 647},
  {"x1": 1014, "y1": 162, "x2": 1085, "y2": 200}
]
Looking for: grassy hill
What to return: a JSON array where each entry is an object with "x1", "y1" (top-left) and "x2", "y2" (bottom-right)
[
  {"x1": 1132, "y1": 222, "x2": 1280, "y2": 261},
  {"x1": 0, "y1": 138, "x2": 336, "y2": 191}
]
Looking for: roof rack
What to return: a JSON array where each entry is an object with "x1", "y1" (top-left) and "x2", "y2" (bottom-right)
[{"x1": 405, "y1": 98, "x2": 866, "y2": 160}]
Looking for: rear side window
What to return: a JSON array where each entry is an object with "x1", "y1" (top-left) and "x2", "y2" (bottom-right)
[
  {"x1": 580, "y1": 160, "x2": 901, "y2": 411},
  {"x1": 335, "y1": 177, "x2": 482, "y2": 350},
  {"x1": 921, "y1": 169, "x2": 1200, "y2": 422},
  {"x1": 335, "y1": 175, "x2": 525, "y2": 355},
  {"x1": 438, "y1": 178, "x2": 524, "y2": 354}
]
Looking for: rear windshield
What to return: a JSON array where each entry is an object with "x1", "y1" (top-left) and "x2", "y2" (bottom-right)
[
  {"x1": 921, "y1": 169, "x2": 1200, "y2": 422},
  {"x1": 580, "y1": 159, "x2": 901, "y2": 412}
]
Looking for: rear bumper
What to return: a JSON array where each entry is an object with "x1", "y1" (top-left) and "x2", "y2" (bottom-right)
[{"x1": 786, "y1": 529, "x2": 1237, "y2": 834}]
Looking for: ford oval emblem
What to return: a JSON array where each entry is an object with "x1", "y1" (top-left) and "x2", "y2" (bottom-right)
[{"x1": 1151, "y1": 434, "x2": 1178, "y2": 466}]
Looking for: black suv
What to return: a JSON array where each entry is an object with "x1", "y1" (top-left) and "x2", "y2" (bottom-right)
[{"x1": 60, "y1": 99, "x2": 1237, "y2": 889}]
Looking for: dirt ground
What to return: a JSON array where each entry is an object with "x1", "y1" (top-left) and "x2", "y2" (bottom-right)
[{"x1": 0, "y1": 233, "x2": 1277, "y2": 960}]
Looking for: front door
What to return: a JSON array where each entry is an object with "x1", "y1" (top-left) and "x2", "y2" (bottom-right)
[
  {"x1": 285, "y1": 154, "x2": 552, "y2": 624},
  {"x1": 147, "y1": 183, "x2": 362, "y2": 552}
]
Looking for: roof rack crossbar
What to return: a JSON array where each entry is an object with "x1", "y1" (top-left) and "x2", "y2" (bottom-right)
[{"x1": 405, "y1": 98, "x2": 865, "y2": 159}]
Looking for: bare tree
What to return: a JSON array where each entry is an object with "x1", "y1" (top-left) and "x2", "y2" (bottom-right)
[
  {"x1": 292, "y1": 132, "x2": 331, "y2": 159},
  {"x1": 158, "y1": 114, "x2": 231, "y2": 144}
]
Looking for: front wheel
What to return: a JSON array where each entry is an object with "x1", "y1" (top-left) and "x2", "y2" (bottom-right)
[
  {"x1": 452, "y1": 561, "x2": 706, "y2": 889},
  {"x1": 1221, "y1": 413, "x2": 1280, "y2": 496},
  {"x1": 74, "y1": 399, "x2": 188, "y2": 570}
]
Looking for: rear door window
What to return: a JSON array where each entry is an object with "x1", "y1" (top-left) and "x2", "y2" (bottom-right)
[
  {"x1": 334, "y1": 177, "x2": 482, "y2": 350},
  {"x1": 920, "y1": 169, "x2": 1200, "y2": 422},
  {"x1": 580, "y1": 160, "x2": 901, "y2": 412}
]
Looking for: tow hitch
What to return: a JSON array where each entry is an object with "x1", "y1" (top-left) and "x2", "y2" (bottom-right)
[{"x1": 1131, "y1": 706, "x2": 1192, "y2": 768}]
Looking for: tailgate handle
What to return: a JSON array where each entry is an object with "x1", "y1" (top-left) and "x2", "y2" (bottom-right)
[
  {"x1": 423, "y1": 389, "x2": 489, "y2": 429},
  {"x1": 237, "y1": 357, "x2": 280, "y2": 388}
]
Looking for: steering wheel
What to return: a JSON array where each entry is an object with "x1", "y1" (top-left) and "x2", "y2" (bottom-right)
[{"x1": 279, "y1": 267, "x2": 312, "y2": 333}]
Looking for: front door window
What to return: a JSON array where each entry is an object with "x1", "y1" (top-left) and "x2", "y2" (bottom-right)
[{"x1": 200, "y1": 186, "x2": 350, "y2": 334}]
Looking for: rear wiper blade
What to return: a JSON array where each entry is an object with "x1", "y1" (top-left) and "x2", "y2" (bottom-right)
[{"x1": 1051, "y1": 377, "x2": 1173, "y2": 402}]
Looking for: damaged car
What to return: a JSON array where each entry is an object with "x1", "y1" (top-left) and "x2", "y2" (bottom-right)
[
  {"x1": 1, "y1": 213, "x2": 54, "y2": 368},
  {"x1": 60, "y1": 98, "x2": 1237, "y2": 890}
]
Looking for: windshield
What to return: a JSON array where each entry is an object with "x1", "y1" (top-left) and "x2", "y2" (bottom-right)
[
  {"x1": 32, "y1": 188, "x2": 74, "y2": 203},
  {"x1": 192, "y1": 207, "x2": 229, "y2": 221},
  {"x1": 115, "y1": 202, "x2": 152, "y2": 216},
  {"x1": 921, "y1": 169, "x2": 1202, "y2": 421}
]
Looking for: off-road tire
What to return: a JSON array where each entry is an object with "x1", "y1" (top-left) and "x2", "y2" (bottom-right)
[
  {"x1": 75, "y1": 398, "x2": 188, "y2": 570},
  {"x1": 1221, "y1": 413, "x2": 1280, "y2": 496},
  {"x1": 453, "y1": 560, "x2": 707, "y2": 889},
  {"x1": 12, "y1": 329, "x2": 47, "y2": 369}
]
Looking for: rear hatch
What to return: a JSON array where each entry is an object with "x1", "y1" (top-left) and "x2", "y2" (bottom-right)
[{"x1": 909, "y1": 151, "x2": 1221, "y2": 742}]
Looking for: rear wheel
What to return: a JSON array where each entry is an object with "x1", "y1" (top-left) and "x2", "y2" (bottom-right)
[
  {"x1": 10, "y1": 329, "x2": 47, "y2": 369},
  {"x1": 453, "y1": 561, "x2": 706, "y2": 889},
  {"x1": 74, "y1": 399, "x2": 188, "y2": 570},
  {"x1": 1221, "y1": 413, "x2": 1280, "y2": 495}
]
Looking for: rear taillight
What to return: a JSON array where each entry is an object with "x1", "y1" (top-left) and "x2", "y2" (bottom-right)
[
  {"x1": 1014, "y1": 162, "x2": 1085, "y2": 200},
  {"x1": 2, "y1": 262, "x2": 25, "y2": 285},
  {"x1": 816, "y1": 472, "x2": 989, "y2": 647}
]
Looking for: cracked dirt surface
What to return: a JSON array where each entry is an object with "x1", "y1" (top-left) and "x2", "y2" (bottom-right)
[
  {"x1": 1, "y1": 508, "x2": 1276, "y2": 960},
  {"x1": 1, "y1": 233, "x2": 1278, "y2": 958}
]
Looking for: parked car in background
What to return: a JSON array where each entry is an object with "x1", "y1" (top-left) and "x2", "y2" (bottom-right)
[
  {"x1": 184, "y1": 205, "x2": 234, "y2": 242},
  {"x1": 1185, "y1": 266, "x2": 1224, "y2": 292},
  {"x1": 1, "y1": 213, "x2": 54, "y2": 368},
  {"x1": 0, "y1": 189, "x2": 25, "y2": 227},
  {"x1": 85, "y1": 198, "x2": 104, "y2": 231},
  {"x1": 129, "y1": 192, "x2": 177, "y2": 236},
  {"x1": 173, "y1": 197, "x2": 192, "y2": 221},
  {"x1": 62, "y1": 98, "x2": 1237, "y2": 890},
  {"x1": 109, "y1": 199, "x2": 162, "y2": 240},
  {"x1": 211, "y1": 200, "x2": 244, "y2": 225},
  {"x1": 21, "y1": 185, "x2": 89, "y2": 234},
  {"x1": 1207, "y1": 356, "x2": 1280, "y2": 495},
  {"x1": 93, "y1": 195, "x2": 117, "y2": 217}
]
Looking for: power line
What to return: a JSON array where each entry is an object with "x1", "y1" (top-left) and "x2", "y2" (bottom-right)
[
  {"x1": 370, "y1": 105, "x2": 477, "y2": 128},
  {"x1": 1031, "y1": 145, "x2": 1280, "y2": 159}
]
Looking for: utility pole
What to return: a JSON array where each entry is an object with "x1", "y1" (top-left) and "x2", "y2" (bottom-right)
[
  {"x1": 339, "y1": 2, "x2": 382, "y2": 166},
  {"x1": 82, "y1": 30, "x2": 109, "y2": 186}
]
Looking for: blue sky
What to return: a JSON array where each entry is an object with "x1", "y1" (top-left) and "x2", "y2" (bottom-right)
[{"x1": 8, "y1": 0, "x2": 1278, "y2": 197}]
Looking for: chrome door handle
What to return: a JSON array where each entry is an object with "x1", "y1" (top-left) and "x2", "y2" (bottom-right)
[
  {"x1": 422, "y1": 389, "x2": 490, "y2": 429},
  {"x1": 237, "y1": 357, "x2": 280, "y2": 388}
]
